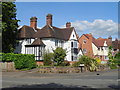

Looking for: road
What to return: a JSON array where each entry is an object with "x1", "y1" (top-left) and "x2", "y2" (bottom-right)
[{"x1": 1, "y1": 69, "x2": 119, "y2": 89}]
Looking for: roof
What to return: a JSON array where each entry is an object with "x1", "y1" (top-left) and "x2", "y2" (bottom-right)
[
  {"x1": 18, "y1": 25, "x2": 36, "y2": 39},
  {"x1": 79, "y1": 33, "x2": 112, "y2": 47},
  {"x1": 31, "y1": 38, "x2": 45, "y2": 46},
  {"x1": 112, "y1": 39, "x2": 120, "y2": 49},
  {"x1": 94, "y1": 38, "x2": 112, "y2": 47},
  {"x1": 33, "y1": 25, "x2": 74, "y2": 40}
]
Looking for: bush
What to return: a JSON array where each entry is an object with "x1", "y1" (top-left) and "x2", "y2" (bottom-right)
[
  {"x1": 53, "y1": 47, "x2": 66, "y2": 66},
  {"x1": 43, "y1": 50, "x2": 53, "y2": 66},
  {"x1": 2, "y1": 53, "x2": 36, "y2": 69},
  {"x1": 60, "y1": 60, "x2": 70, "y2": 66}
]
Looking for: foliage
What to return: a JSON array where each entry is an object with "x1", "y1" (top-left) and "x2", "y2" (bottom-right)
[
  {"x1": 73, "y1": 55, "x2": 98, "y2": 72},
  {"x1": 43, "y1": 50, "x2": 53, "y2": 66},
  {"x1": 108, "y1": 46, "x2": 120, "y2": 69},
  {"x1": 53, "y1": 47, "x2": 66, "y2": 66},
  {"x1": 95, "y1": 57, "x2": 101, "y2": 64},
  {"x1": 60, "y1": 60, "x2": 70, "y2": 66},
  {"x1": 2, "y1": 53, "x2": 36, "y2": 69},
  {"x1": 2, "y1": 2, "x2": 19, "y2": 53}
]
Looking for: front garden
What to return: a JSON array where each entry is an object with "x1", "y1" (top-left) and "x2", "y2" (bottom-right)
[{"x1": 1, "y1": 47, "x2": 120, "y2": 73}]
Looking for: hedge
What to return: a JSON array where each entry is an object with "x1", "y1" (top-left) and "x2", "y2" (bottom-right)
[{"x1": 1, "y1": 53, "x2": 36, "y2": 69}]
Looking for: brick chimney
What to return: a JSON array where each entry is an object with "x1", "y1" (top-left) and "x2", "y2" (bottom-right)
[
  {"x1": 46, "y1": 14, "x2": 52, "y2": 26},
  {"x1": 30, "y1": 17, "x2": 37, "y2": 29},
  {"x1": 108, "y1": 36, "x2": 112, "y2": 45},
  {"x1": 66, "y1": 22, "x2": 71, "y2": 28}
]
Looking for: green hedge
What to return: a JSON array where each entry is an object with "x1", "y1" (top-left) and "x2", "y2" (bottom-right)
[{"x1": 1, "y1": 53, "x2": 36, "y2": 69}]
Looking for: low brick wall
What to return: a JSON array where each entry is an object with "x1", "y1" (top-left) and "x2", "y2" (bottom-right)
[
  {"x1": 38, "y1": 67, "x2": 85, "y2": 73},
  {"x1": 0, "y1": 62, "x2": 15, "y2": 71}
]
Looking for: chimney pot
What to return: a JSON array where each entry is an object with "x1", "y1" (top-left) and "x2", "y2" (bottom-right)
[
  {"x1": 46, "y1": 14, "x2": 52, "y2": 26},
  {"x1": 30, "y1": 17, "x2": 37, "y2": 29}
]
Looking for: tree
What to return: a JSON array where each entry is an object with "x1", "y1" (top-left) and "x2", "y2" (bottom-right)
[
  {"x1": 53, "y1": 47, "x2": 66, "y2": 66},
  {"x1": 2, "y1": 2, "x2": 19, "y2": 53}
]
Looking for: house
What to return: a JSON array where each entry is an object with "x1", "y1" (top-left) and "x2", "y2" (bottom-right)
[
  {"x1": 14, "y1": 14, "x2": 79, "y2": 62},
  {"x1": 112, "y1": 38, "x2": 120, "y2": 56},
  {"x1": 78, "y1": 33, "x2": 112, "y2": 62}
]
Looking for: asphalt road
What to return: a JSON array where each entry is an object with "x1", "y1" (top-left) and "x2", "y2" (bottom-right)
[{"x1": 1, "y1": 69, "x2": 119, "y2": 89}]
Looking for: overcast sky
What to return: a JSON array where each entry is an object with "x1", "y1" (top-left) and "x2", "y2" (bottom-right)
[{"x1": 15, "y1": 2, "x2": 118, "y2": 40}]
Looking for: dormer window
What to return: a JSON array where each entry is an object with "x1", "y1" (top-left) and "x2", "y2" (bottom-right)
[
  {"x1": 73, "y1": 35, "x2": 74, "y2": 37},
  {"x1": 83, "y1": 40, "x2": 86, "y2": 44}
]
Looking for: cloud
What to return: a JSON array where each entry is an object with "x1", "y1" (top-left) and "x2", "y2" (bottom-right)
[{"x1": 62, "y1": 19, "x2": 118, "y2": 38}]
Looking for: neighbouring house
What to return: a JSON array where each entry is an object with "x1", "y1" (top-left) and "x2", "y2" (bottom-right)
[
  {"x1": 78, "y1": 33, "x2": 112, "y2": 63},
  {"x1": 14, "y1": 14, "x2": 79, "y2": 61},
  {"x1": 112, "y1": 38, "x2": 120, "y2": 56}
]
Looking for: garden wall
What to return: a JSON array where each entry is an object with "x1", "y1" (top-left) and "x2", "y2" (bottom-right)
[{"x1": 0, "y1": 62, "x2": 15, "y2": 71}]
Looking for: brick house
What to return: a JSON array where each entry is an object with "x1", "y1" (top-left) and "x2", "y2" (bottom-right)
[{"x1": 78, "y1": 33, "x2": 112, "y2": 62}]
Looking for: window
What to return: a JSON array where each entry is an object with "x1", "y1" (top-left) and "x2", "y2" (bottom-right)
[
  {"x1": 73, "y1": 35, "x2": 74, "y2": 37},
  {"x1": 71, "y1": 42, "x2": 73, "y2": 47},
  {"x1": 83, "y1": 49, "x2": 87, "y2": 54},
  {"x1": 55, "y1": 39, "x2": 58, "y2": 46},
  {"x1": 101, "y1": 47, "x2": 103, "y2": 50},
  {"x1": 71, "y1": 56, "x2": 74, "y2": 61},
  {"x1": 104, "y1": 47, "x2": 107, "y2": 50},
  {"x1": 26, "y1": 39, "x2": 31, "y2": 44},
  {"x1": 83, "y1": 40, "x2": 86, "y2": 44},
  {"x1": 74, "y1": 41, "x2": 77, "y2": 48},
  {"x1": 104, "y1": 56, "x2": 109, "y2": 60},
  {"x1": 98, "y1": 48, "x2": 100, "y2": 50}
]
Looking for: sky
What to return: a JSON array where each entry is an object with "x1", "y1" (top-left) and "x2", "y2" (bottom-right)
[{"x1": 15, "y1": 2, "x2": 118, "y2": 40}]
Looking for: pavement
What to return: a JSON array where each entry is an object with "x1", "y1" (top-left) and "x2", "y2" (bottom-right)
[{"x1": 1, "y1": 69, "x2": 119, "y2": 89}]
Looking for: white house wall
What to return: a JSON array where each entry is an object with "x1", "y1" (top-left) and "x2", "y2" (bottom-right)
[
  {"x1": 63, "y1": 40, "x2": 71, "y2": 61},
  {"x1": 92, "y1": 42, "x2": 109, "y2": 56},
  {"x1": 92, "y1": 43, "x2": 98, "y2": 55}
]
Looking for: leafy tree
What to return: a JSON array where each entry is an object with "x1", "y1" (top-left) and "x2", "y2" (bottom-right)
[
  {"x1": 53, "y1": 47, "x2": 66, "y2": 66},
  {"x1": 2, "y1": 2, "x2": 19, "y2": 53},
  {"x1": 43, "y1": 50, "x2": 53, "y2": 66}
]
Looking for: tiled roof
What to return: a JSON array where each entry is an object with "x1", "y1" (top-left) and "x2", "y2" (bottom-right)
[
  {"x1": 112, "y1": 39, "x2": 120, "y2": 49},
  {"x1": 82, "y1": 34, "x2": 112, "y2": 47},
  {"x1": 33, "y1": 25, "x2": 74, "y2": 40},
  {"x1": 31, "y1": 38, "x2": 45, "y2": 46},
  {"x1": 18, "y1": 25, "x2": 36, "y2": 39}
]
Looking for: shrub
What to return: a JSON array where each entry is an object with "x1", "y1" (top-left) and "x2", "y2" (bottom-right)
[
  {"x1": 43, "y1": 50, "x2": 53, "y2": 66},
  {"x1": 2, "y1": 53, "x2": 36, "y2": 69},
  {"x1": 73, "y1": 55, "x2": 98, "y2": 72},
  {"x1": 53, "y1": 47, "x2": 66, "y2": 66},
  {"x1": 60, "y1": 60, "x2": 70, "y2": 66}
]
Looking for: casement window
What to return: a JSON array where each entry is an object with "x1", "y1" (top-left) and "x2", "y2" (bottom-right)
[
  {"x1": 98, "y1": 48, "x2": 100, "y2": 50},
  {"x1": 101, "y1": 47, "x2": 103, "y2": 50},
  {"x1": 71, "y1": 42, "x2": 73, "y2": 47},
  {"x1": 55, "y1": 39, "x2": 58, "y2": 46},
  {"x1": 71, "y1": 41, "x2": 77, "y2": 48},
  {"x1": 83, "y1": 40, "x2": 86, "y2": 44},
  {"x1": 83, "y1": 49, "x2": 87, "y2": 54},
  {"x1": 26, "y1": 39, "x2": 31, "y2": 44},
  {"x1": 104, "y1": 56, "x2": 109, "y2": 60},
  {"x1": 104, "y1": 47, "x2": 107, "y2": 50}
]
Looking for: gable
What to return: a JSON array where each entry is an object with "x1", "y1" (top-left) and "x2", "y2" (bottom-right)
[{"x1": 69, "y1": 29, "x2": 77, "y2": 40}]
